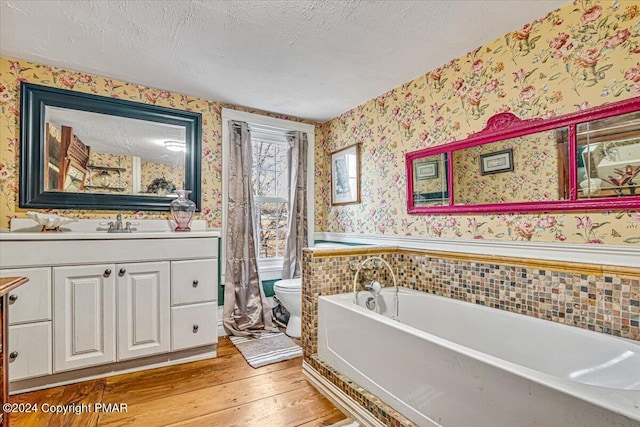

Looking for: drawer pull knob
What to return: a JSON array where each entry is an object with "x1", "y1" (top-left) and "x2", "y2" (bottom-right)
[
  {"x1": 118, "y1": 268, "x2": 127, "y2": 276},
  {"x1": 104, "y1": 269, "x2": 112, "y2": 277},
  {"x1": 193, "y1": 324, "x2": 199, "y2": 333},
  {"x1": 192, "y1": 279, "x2": 199, "y2": 287},
  {"x1": 9, "y1": 351, "x2": 18, "y2": 360},
  {"x1": 8, "y1": 294, "x2": 18, "y2": 303}
]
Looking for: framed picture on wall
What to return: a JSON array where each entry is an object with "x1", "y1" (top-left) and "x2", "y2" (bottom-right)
[
  {"x1": 480, "y1": 148, "x2": 514, "y2": 175},
  {"x1": 414, "y1": 159, "x2": 439, "y2": 180},
  {"x1": 331, "y1": 144, "x2": 360, "y2": 205}
]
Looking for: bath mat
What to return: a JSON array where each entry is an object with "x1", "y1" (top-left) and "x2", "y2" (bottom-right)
[{"x1": 229, "y1": 332, "x2": 302, "y2": 368}]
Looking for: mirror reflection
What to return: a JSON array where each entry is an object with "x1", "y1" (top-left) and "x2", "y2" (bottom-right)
[
  {"x1": 453, "y1": 128, "x2": 569, "y2": 205},
  {"x1": 44, "y1": 107, "x2": 186, "y2": 197},
  {"x1": 576, "y1": 111, "x2": 640, "y2": 198},
  {"x1": 412, "y1": 153, "x2": 448, "y2": 206}
]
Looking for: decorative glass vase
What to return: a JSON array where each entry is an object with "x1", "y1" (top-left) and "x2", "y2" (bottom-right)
[{"x1": 170, "y1": 190, "x2": 196, "y2": 231}]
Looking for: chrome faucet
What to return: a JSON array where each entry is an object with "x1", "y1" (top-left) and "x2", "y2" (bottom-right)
[
  {"x1": 107, "y1": 214, "x2": 135, "y2": 233},
  {"x1": 352, "y1": 256, "x2": 398, "y2": 319}
]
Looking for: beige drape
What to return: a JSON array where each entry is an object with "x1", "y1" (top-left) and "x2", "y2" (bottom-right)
[
  {"x1": 223, "y1": 121, "x2": 276, "y2": 336},
  {"x1": 282, "y1": 131, "x2": 308, "y2": 279}
]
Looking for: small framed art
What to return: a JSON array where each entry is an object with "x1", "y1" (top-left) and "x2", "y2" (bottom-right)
[
  {"x1": 414, "y1": 159, "x2": 439, "y2": 180},
  {"x1": 331, "y1": 144, "x2": 360, "y2": 205},
  {"x1": 480, "y1": 148, "x2": 514, "y2": 175}
]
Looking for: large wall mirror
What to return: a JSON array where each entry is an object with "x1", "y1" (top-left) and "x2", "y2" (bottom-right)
[
  {"x1": 20, "y1": 83, "x2": 201, "y2": 211},
  {"x1": 406, "y1": 97, "x2": 640, "y2": 213}
]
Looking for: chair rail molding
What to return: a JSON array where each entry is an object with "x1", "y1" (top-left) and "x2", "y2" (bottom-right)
[{"x1": 315, "y1": 232, "x2": 640, "y2": 267}]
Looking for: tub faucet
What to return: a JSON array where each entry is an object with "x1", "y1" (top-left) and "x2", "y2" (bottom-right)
[
  {"x1": 352, "y1": 256, "x2": 398, "y2": 320},
  {"x1": 363, "y1": 279, "x2": 383, "y2": 295}
]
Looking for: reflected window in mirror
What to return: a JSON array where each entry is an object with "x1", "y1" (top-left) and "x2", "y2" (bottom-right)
[
  {"x1": 412, "y1": 153, "x2": 448, "y2": 207},
  {"x1": 453, "y1": 128, "x2": 569, "y2": 205},
  {"x1": 576, "y1": 111, "x2": 640, "y2": 199},
  {"x1": 45, "y1": 123, "x2": 61, "y2": 190}
]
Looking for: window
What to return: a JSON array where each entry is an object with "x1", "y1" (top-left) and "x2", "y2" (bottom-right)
[
  {"x1": 221, "y1": 108, "x2": 315, "y2": 281},
  {"x1": 251, "y1": 130, "x2": 289, "y2": 259}
]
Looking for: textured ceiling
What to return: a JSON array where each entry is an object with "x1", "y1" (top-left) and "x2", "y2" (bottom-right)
[{"x1": 1, "y1": 0, "x2": 568, "y2": 122}]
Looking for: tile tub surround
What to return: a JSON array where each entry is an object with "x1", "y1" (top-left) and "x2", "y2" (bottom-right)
[{"x1": 301, "y1": 246, "x2": 639, "y2": 426}]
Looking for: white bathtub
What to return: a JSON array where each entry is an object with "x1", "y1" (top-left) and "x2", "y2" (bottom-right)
[{"x1": 318, "y1": 288, "x2": 640, "y2": 427}]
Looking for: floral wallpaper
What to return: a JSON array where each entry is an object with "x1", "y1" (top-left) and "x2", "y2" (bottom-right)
[
  {"x1": 0, "y1": 57, "x2": 310, "y2": 229},
  {"x1": 453, "y1": 129, "x2": 561, "y2": 204},
  {"x1": 317, "y1": 0, "x2": 640, "y2": 244}
]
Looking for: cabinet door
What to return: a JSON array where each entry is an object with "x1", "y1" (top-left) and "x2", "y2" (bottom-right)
[
  {"x1": 0, "y1": 267, "x2": 51, "y2": 325},
  {"x1": 117, "y1": 262, "x2": 170, "y2": 361},
  {"x1": 53, "y1": 265, "x2": 116, "y2": 372}
]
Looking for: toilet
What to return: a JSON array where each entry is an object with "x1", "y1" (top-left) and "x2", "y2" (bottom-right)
[{"x1": 273, "y1": 278, "x2": 302, "y2": 338}]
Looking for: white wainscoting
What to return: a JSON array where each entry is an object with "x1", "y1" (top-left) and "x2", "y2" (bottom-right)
[{"x1": 315, "y1": 232, "x2": 640, "y2": 267}]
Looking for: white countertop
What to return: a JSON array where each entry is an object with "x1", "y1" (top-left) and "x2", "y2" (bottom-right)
[
  {"x1": 1, "y1": 218, "x2": 220, "y2": 241},
  {"x1": 0, "y1": 230, "x2": 220, "y2": 241}
]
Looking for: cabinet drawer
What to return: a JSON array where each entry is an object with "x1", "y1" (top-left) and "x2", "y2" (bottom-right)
[
  {"x1": 0, "y1": 267, "x2": 51, "y2": 325},
  {"x1": 9, "y1": 322, "x2": 53, "y2": 381},
  {"x1": 171, "y1": 302, "x2": 217, "y2": 351},
  {"x1": 171, "y1": 259, "x2": 217, "y2": 305}
]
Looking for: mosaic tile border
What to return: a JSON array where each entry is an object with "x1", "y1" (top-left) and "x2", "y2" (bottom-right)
[{"x1": 308, "y1": 355, "x2": 416, "y2": 427}]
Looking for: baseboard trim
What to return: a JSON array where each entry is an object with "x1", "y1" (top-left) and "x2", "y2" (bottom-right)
[
  {"x1": 11, "y1": 345, "x2": 217, "y2": 395},
  {"x1": 315, "y1": 232, "x2": 640, "y2": 267},
  {"x1": 303, "y1": 361, "x2": 386, "y2": 427}
]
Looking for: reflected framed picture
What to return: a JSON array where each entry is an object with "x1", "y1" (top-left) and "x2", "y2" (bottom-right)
[
  {"x1": 480, "y1": 148, "x2": 514, "y2": 175},
  {"x1": 414, "y1": 159, "x2": 439, "y2": 180},
  {"x1": 331, "y1": 143, "x2": 360, "y2": 205}
]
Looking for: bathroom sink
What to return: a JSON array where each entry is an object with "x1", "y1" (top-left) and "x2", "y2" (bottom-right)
[{"x1": 596, "y1": 142, "x2": 640, "y2": 187}]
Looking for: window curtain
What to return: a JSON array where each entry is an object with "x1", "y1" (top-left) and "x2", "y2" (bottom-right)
[
  {"x1": 223, "y1": 120, "x2": 276, "y2": 336},
  {"x1": 282, "y1": 131, "x2": 308, "y2": 279}
]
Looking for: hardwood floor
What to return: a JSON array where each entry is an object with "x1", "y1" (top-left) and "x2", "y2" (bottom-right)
[{"x1": 9, "y1": 337, "x2": 346, "y2": 427}]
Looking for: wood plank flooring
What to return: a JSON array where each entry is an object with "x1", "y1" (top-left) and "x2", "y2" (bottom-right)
[{"x1": 9, "y1": 337, "x2": 346, "y2": 427}]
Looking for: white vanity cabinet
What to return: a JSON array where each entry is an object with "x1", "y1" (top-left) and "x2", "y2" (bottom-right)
[{"x1": 0, "y1": 222, "x2": 219, "y2": 393}]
